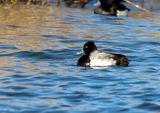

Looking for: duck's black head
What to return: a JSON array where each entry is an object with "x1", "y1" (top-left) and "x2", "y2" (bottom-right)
[
  {"x1": 83, "y1": 41, "x2": 97, "y2": 55},
  {"x1": 113, "y1": 0, "x2": 125, "y2": 4},
  {"x1": 99, "y1": 0, "x2": 125, "y2": 6}
]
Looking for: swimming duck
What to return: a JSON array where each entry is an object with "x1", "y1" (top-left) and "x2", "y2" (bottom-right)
[
  {"x1": 94, "y1": 0, "x2": 130, "y2": 16},
  {"x1": 77, "y1": 41, "x2": 129, "y2": 67}
]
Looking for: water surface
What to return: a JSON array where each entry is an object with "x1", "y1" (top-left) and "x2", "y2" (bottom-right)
[{"x1": 0, "y1": 5, "x2": 160, "y2": 113}]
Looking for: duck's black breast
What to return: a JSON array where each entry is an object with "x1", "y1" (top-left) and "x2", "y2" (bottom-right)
[
  {"x1": 77, "y1": 55, "x2": 90, "y2": 67},
  {"x1": 112, "y1": 54, "x2": 129, "y2": 67}
]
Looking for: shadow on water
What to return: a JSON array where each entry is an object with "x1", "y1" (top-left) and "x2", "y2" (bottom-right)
[{"x1": 0, "y1": 4, "x2": 160, "y2": 113}]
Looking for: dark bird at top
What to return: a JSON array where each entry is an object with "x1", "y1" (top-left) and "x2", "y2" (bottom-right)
[{"x1": 94, "y1": 0, "x2": 130, "y2": 16}]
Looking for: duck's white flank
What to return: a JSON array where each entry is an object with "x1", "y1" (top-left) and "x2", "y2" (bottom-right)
[
  {"x1": 89, "y1": 51, "x2": 116, "y2": 67},
  {"x1": 117, "y1": 10, "x2": 128, "y2": 16},
  {"x1": 94, "y1": 0, "x2": 100, "y2": 6}
]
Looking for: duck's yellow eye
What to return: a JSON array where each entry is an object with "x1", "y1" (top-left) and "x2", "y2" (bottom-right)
[{"x1": 85, "y1": 46, "x2": 88, "y2": 49}]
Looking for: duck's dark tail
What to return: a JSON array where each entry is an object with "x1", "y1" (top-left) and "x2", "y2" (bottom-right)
[{"x1": 113, "y1": 54, "x2": 129, "y2": 67}]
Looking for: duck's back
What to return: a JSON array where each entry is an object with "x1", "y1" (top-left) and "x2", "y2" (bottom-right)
[{"x1": 112, "y1": 53, "x2": 129, "y2": 66}]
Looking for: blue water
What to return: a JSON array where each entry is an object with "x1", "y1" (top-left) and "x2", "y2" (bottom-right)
[{"x1": 0, "y1": 5, "x2": 160, "y2": 113}]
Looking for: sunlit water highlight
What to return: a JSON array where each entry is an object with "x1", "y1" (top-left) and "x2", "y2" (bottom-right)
[{"x1": 0, "y1": 5, "x2": 160, "y2": 113}]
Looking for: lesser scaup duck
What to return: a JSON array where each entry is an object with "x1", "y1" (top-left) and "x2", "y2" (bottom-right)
[
  {"x1": 94, "y1": 0, "x2": 130, "y2": 16},
  {"x1": 77, "y1": 41, "x2": 129, "y2": 67}
]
